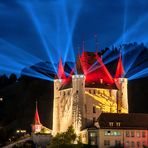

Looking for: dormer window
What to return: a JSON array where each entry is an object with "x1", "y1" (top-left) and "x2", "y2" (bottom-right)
[
  {"x1": 116, "y1": 122, "x2": 121, "y2": 127},
  {"x1": 109, "y1": 122, "x2": 114, "y2": 127}
]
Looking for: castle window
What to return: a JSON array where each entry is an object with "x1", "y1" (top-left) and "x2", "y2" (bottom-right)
[
  {"x1": 109, "y1": 90, "x2": 111, "y2": 97},
  {"x1": 93, "y1": 106, "x2": 96, "y2": 113},
  {"x1": 63, "y1": 91, "x2": 65, "y2": 96},
  {"x1": 67, "y1": 91, "x2": 70, "y2": 95},
  {"x1": 93, "y1": 90, "x2": 96, "y2": 94},
  {"x1": 93, "y1": 117, "x2": 96, "y2": 123},
  {"x1": 89, "y1": 90, "x2": 91, "y2": 94}
]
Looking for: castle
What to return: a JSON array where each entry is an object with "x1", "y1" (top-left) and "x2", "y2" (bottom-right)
[{"x1": 52, "y1": 51, "x2": 128, "y2": 135}]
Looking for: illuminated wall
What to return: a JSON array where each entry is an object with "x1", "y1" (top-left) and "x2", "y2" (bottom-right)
[
  {"x1": 115, "y1": 78, "x2": 128, "y2": 113},
  {"x1": 52, "y1": 75, "x2": 128, "y2": 135}
]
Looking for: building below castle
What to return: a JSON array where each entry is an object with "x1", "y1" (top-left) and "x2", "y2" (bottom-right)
[{"x1": 81, "y1": 113, "x2": 148, "y2": 148}]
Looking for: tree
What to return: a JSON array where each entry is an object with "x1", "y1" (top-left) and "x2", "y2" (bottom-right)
[{"x1": 49, "y1": 126, "x2": 77, "y2": 148}]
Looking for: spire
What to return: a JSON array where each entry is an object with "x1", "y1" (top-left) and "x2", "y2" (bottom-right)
[
  {"x1": 57, "y1": 58, "x2": 66, "y2": 79},
  {"x1": 115, "y1": 54, "x2": 125, "y2": 78},
  {"x1": 34, "y1": 101, "x2": 41, "y2": 125},
  {"x1": 94, "y1": 33, "x2": 99, "y2": 53},
  {"x1": 82, "y1": 33, "x2": 85, "y2": 54}
]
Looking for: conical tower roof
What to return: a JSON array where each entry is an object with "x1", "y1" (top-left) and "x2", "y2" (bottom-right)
[
  {"x1": 33, "y1": 101, "x2": 41, "y2": 125},
  {"x1": 115, "y1": 54, "x2": 124, "y2": 78}
]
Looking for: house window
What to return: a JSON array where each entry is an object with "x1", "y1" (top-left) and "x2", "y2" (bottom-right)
[
  {"x1": 131, "y1": 131, "x2": 135, "y2": 137},
  {"x1": 131, "y1": 141, "x2": 135, "y2": 147},
  {"x1": 113, "y1": 131, "x2": 121, "y2": 136},
  {"x1": 109, "y1": 122, "x2": 114, "y2": 127},
  {"x1": 115, "y1": 140, "x2": 121, "y2": 146},
  {"x1": 126, "y1": 131, "x2": 130, "y2": 137},
  {"x1": 136, "y1": 131, "x2": 140, "y2": 137},
  {"x1": 93, "y1": 106, "x2": 96, "y2": 113},
  {"x1": 137, "y1": 141, "x2": 140, "y2": 147},
  {"x1": 105, "y1": 131, "x2": 111, "y2": 136},
  {"x1": 116, "y1": 122, "x2": 121, "y2": 127},
  {"x1": 142, "y1": 131, "x2": 145, "y2": 137},
  {"x1": 104, "y1": 140, "x2": 110, "y2": 146},
  {"x1": 142, "y1": 142, "x2": 145, "y2": 147},
  {"x1": 90, "y1": 132, "x2": 96, "y2": 137},
  {"x1": 125, "y1": 141, "x2": 129, "y2": 147}
]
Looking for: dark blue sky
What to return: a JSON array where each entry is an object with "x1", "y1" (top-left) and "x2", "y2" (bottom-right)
[{"x1": 0, "y1": 0, "x2": 148, "y2": 75}]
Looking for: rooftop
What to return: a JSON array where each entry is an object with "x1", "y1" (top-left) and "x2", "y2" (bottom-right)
[{"x1": 98, "y1": 113, "x2": 148, "y2": 129}]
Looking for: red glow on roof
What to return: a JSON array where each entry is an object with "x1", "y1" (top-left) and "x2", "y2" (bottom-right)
[
  {"x1": 95, "y1": 54, "x2": 114, "y2": 84},
  {"x1": 79, "y1": 52, "x2": 92, "y2": 75},
  {"x1": 57, "y1": 58, "x2": 66, "y2": 79},
  {"x1": 115, "y1": 55, "x2": 124, "y2": 78},
  {"x1": 63, "y1": 68, "x2": 74, "y2": 84},
  {"x1": 56, "y1": 52, "x2": 124, "y2": 85}
]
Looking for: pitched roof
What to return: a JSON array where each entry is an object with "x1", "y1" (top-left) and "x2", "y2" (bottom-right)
[
  {"x1": 98, "y1": 113, "x2": 148, "y2": 129},
  {"x1": 85, "y1": 82, "x2": 118, "y2": 90}
]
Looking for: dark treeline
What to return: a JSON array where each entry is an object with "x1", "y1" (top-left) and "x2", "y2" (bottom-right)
[{"x1": 0, "y1": 74, "x2": 17, "y2": 89}]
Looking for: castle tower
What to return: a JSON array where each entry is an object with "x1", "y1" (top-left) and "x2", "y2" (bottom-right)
[
  {"x1": 72, "y1": 75, "x2": 86, "y2": 133},
  {"x1": 116, "y1": 78, "x2": 128, "y2": 113},
  {"x1": 115, "y1": 55, "x2": 128, "y2": 113},
  {"x1": 32, "y1": 101, "x2": 42, "y2": 133},
  {"x1": 52, "y1": 79, "x2": 62, "y2": 136}
]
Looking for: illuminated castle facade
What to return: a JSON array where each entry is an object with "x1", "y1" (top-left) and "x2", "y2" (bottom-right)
[{"x1": 52, "y1": 52, "x2": 128, "y2": 135}]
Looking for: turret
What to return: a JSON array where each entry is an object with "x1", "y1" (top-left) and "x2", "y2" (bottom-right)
[
  {"x1": 52, "y1": 79, "x2": 62, "y2": 136},
  {"x1": 72, "y1": 75, "x2": 86, "y2": 133},
  {"x1": 115, "y1": 78, "x2": 128, "y2": 113},
  {"x1": 32, "y1": 101, "x2": 42, "y2": 133},
  {"x1": 114, "y1": 54, "x2": 128, "y2": 113}
]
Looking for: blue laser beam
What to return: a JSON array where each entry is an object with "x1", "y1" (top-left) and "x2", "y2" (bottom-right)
[{"x1": 128, "y1": 68, "x2": 148, "y2": 80}]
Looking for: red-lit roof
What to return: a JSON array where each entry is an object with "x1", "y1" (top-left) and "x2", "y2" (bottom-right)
[
  {"x1": 115, "y1": 54, "x2": 124, "y2": 78},
  {"x1": 33, "y1": 102, "x2": 41, "y2": 125}
]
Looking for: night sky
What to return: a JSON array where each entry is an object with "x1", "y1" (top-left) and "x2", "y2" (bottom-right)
[
  {"x1": 0, "y1": 1, "x2": 147, "y2": 109},
  {"x1": 0, "y1": 0, "x2": 148, "y2": 75}
]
